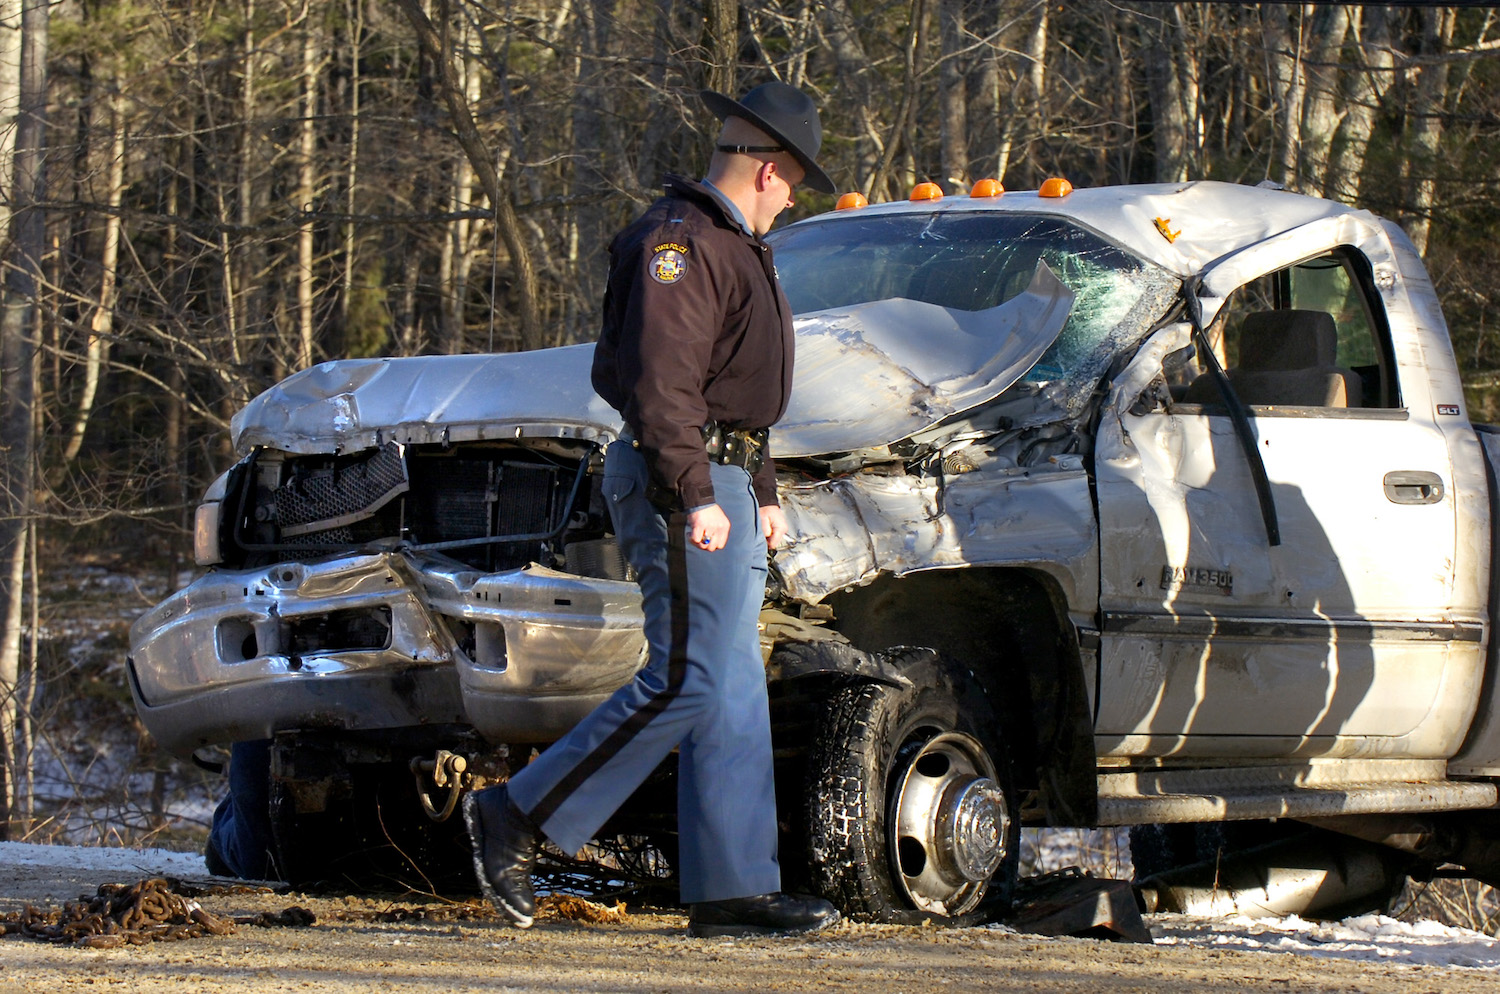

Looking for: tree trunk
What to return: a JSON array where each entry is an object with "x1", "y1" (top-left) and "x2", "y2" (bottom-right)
[
  {"x1": 1262, "y1": 3, "x2": 1306, "y2": 188},
  {"x1": 938, "y1": 0, "x2": 968, "y2": 192},
  {"x1": 704, "y1": 0, "x2": 737, "y2": 99},
  {"x1": 636, "y1": 1, "x2": 678, "y2": 190},
  {"x1": 217, "y1": 0, "x2": 256, "y2": 406},
  {"x1": 964, "y1": 0, "x2": 999, "y2": 182},
  {"x1": 1140, "y1": 4, "x2": 1189, "y2": 183},
  {"x1": 438, "y1": 12, "x2": 477, "y2": 354},
  {"x1": 339, "y1": 0, "x2": 363, "y2": 353},
  {"x1": 1300, "y1": 3, "x2": 1349, "y2": 193},
  {"x1": 786, "y1": 0, "x2": 813, "y2": 89},
  {"x1": 0, "y1": 0, "x2": 47, "y2": 840},
  {"x1": 295, "y1": 0, "x2": 319, "y2": 370},
  {"x1": 1404, "y1": 6, "x2": 1455, "y2": 259},
  {"x1": 0, "y1": 0, "x2": 22, "y2": 240},
  {"x1": 394, "y1": 0, "x2": 541, "y2": 352},
  {"x1": 15, "y1": 519, "x2": 36, "y2": 832},
  {"x1": 997, "y1": 1, "x2": 1047, "y2": 186},
  {"x1": 566, "y1": 0, "x2": 613, "y2": 344},
  {"x1": 817, "y1": 0, "x2": 882, "y2": 196},
  {"x1": 62, "y1": 94, "x2": 125, "y2": 463},
  {"x1": 869, "y1": 0, "x2": 925, "y2": 202},
  {"x1": 1172, "y1": 4, "x2": 1202, "y2": 178},
  {"x1": 1327, "y1": 6, "x2": 1391, "y2": 202}
]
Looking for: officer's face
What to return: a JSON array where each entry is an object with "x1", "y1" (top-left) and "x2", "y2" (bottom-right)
[{"x1": 753, "y1": 158, "x2": 804, "y2": 236}]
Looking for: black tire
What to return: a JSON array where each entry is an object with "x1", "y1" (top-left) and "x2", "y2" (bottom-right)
[{"x1": 803, "y1": 649, "x2": 1019, "y2": 921}]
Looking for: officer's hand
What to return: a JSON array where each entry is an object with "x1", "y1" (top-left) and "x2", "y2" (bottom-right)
[
  {"x1": 759, "y1": 505, "x2": 790, "y2": 550},
  {"x1": 688, "y1": 504, "x2": 731, "y2": 552}
]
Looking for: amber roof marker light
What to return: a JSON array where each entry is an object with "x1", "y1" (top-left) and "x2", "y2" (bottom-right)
[
  {"x1": 1038, "y1": 177, "x2": 1074, "y2": 198},
  {"x1": 910, "y1": 182, "x2": 943, "y2": 202},
  {"x1": 836, "y1": 191, "x2": 869, "y2": 211},
  {"x1": 969, "y1": 179, "x2": 1004, "y2": 198}
]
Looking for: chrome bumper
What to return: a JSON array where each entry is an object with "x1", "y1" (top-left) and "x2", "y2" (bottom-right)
[{"x1": 128, "y1": 551, "x2": 646, "y2": 756}]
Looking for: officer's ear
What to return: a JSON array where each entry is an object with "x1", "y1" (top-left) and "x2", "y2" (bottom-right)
[{"x1": 753, "y1": 159, "x2": 776, "y2": 191}]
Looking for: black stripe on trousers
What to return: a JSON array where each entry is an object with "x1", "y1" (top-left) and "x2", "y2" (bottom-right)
[{"x1": 526, "y1": 511, "x2": 692, "y2": 828}]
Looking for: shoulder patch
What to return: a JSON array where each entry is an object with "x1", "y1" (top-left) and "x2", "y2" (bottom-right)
[{"x1": 649, "y1": 242, "x2": 689, "y2": 285}]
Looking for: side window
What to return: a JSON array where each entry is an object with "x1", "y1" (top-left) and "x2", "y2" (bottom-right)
[{"x1": 1166, "y1": 248, "x2": 1398, "y2": 410}]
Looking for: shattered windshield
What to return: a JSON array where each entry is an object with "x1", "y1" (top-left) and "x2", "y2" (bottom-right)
[{"x1": 769, "y1": 212, "x2": 1180, "y2": 389}]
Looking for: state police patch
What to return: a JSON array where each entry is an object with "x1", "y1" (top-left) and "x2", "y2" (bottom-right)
[{"x1": 649, "y1": 246, "x2": 688, "y2": 284}]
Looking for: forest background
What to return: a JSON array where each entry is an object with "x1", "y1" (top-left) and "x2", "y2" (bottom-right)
[{"x1": 0, "y1": 0, "x2": 1498, "y2": 841}]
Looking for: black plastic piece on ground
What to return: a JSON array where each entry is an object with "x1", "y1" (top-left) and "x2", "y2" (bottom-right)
[{"x1": 1004, "y1": 869, "x2": 1153, "y2": 943}]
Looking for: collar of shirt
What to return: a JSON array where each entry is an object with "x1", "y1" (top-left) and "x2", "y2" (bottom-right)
[{"x1": 699, "y1": 178, "x2": 754, "y2": 238}]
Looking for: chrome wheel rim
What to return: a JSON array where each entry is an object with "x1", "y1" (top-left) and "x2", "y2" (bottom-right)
[{"x1": 888, "y1": 730, "x2": 1009, "y2": 915}]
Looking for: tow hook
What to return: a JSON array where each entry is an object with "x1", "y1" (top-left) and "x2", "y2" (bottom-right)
[{"x1": 410, "y1": 750, "x2": 469, "y2": 822}]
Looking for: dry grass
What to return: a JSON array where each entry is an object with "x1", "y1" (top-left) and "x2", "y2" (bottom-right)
[{"x1": 1391, "y1": 875, "x2": 1500, "y2": 936}]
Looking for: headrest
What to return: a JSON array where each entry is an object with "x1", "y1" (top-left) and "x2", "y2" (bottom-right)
[{"x1": 1236, "y1": 310, "x2": 1339, "y2": 370}]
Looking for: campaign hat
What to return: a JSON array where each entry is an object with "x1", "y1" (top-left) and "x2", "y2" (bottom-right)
[{"x1": 701, "y1": 82, "x2": 835, "y2": 194}]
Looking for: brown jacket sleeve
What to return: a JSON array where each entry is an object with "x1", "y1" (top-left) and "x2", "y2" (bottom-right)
[
  {"x1": 751, "y1": 452, "x2": 777, "y2": 507},
  {"x1": 607, "y1": 231, "x2": 725, "y2": 510}
]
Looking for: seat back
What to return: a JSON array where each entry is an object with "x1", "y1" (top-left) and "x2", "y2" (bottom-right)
[{"x1": 1183, "y1": 309, "x2": 1362, "y2": 407}]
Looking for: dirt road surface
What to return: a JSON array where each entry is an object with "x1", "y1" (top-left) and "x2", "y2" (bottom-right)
[{"x1": 0, "y1": 843, "x2": 1492, "y2": 993}]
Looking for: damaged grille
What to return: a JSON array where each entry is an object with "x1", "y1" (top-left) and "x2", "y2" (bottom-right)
[
  {"x1": 232, "y1": 442, "x2": 597, "y2": 573},
  {"x1": 274, "y1": 442, "x2": 409, "y2": 538}
]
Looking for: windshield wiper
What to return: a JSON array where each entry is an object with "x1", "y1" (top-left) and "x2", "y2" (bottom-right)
[{"x1": 1181, "y1": 279, "x2": 1281, "y2": 546}]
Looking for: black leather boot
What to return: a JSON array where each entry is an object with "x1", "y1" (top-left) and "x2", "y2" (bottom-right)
[
  {"x1": 463, "y1": 785, "x2": 540, "y2": 927},
  {"x1": 687, "y1": 892, "x2": 841, "y2": 937}
]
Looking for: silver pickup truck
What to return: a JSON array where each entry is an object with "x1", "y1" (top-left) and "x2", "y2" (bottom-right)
[{"x1": 129, "y1": 180, "x2": 1500, "y2": 919}]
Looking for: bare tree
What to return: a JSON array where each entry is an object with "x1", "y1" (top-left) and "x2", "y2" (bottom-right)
[
  {"x1": 1402, "y1": 5, "x2": 1457, "y2": 259},
  {"x1": 61, "y1": 94, "x2": 125, "y2": 463},
  {"x1": 937, "y1": 0, "x2": 968, "y2": 192},
  {"x1": 0, "y1": 0, "x2": 47, "y2": 839},
  {"x1": 294, "y1": 0, "x2": 322, "y2": 370},
  {"x1": 394, "y1": 0, "x2": 541, "y2": 351},
  {"x1": 1262, "y1": 3, "x2": 1308, "y2": 188}
]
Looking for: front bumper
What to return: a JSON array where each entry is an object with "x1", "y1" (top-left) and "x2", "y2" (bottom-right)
[{"x1": 128, "y1": 551, "x2": 646, "y2": 756}]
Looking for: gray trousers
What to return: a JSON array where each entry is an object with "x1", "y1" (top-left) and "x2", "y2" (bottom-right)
[{"x1": 506, "y1": 441, "x2": 781, "y2": 903}]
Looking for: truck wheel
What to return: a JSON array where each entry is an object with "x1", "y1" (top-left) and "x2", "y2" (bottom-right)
[{"x1": 804, "y1": 650, "x2": 1018, "y2": 920}]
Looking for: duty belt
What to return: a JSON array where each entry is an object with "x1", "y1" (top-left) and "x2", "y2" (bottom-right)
[
  {"x1": 701, "y1": 421, "x2": 768, "y2": 475},
  {"x1": 625, "y1": 423, "x2": 768, "y2": 476}
]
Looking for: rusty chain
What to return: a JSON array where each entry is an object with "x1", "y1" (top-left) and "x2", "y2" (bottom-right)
[
  {"x1": 0, "y1": 877, "x2": 627, "y2": 949},
  {"x1": 0, "y1": 877, "x2": 315, "y2": 949}
]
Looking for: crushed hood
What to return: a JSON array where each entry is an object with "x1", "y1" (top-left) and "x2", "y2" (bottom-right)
[
  {"x1": 775, "y1": 262, "x2": 1073, "y2": 457},
  {"x1": 232, "y1": 264, "x2": 1074, "y2": 459},
  {"x1": 231, "y1": 346, "x2": 624, "y2": 455}
]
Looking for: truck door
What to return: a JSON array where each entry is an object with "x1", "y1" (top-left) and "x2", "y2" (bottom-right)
[{"x1": 1093, "y1": 236, "x2": 1483, "y2": 760}]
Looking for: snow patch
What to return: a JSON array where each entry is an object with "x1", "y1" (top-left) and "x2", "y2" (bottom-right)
[
  {"x1": 0, "y1": 840, "x2": 207, "y2": 878},
  {"x1": 1152, "y1": 911, "x2": 1500, "y2": 970}
]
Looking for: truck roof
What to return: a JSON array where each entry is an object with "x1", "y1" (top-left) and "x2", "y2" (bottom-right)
[{"x1": 788, "y1": 179, "x2": 1369, "y2": 277}]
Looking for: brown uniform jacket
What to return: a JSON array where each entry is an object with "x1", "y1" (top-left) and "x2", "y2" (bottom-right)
[{"x1": 591, "y1": 175, "x2": 794, "y2": 510}]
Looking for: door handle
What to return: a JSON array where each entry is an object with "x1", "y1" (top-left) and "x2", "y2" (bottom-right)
[{"x1": 1384, "y1": 470, "x2": 1445, "y2": 505}]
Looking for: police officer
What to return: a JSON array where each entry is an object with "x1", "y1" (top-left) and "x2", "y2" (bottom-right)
[{"x1": 464, "y1": 82, "x2": 840, "y2": 938}]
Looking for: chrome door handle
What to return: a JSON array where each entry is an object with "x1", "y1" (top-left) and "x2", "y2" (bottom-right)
[{"x1": 1384, "y1": 470, "x2": 1445, "y2": 505}]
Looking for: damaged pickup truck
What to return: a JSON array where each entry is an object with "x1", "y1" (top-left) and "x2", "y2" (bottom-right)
[{"x1": 130, "y1": 179, "x2": 1500, "y2": 920}]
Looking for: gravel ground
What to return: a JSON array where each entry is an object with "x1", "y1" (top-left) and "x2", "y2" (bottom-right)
[{"x1": 3, "y1": 843, "x2": 1500, "y2": 993}]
